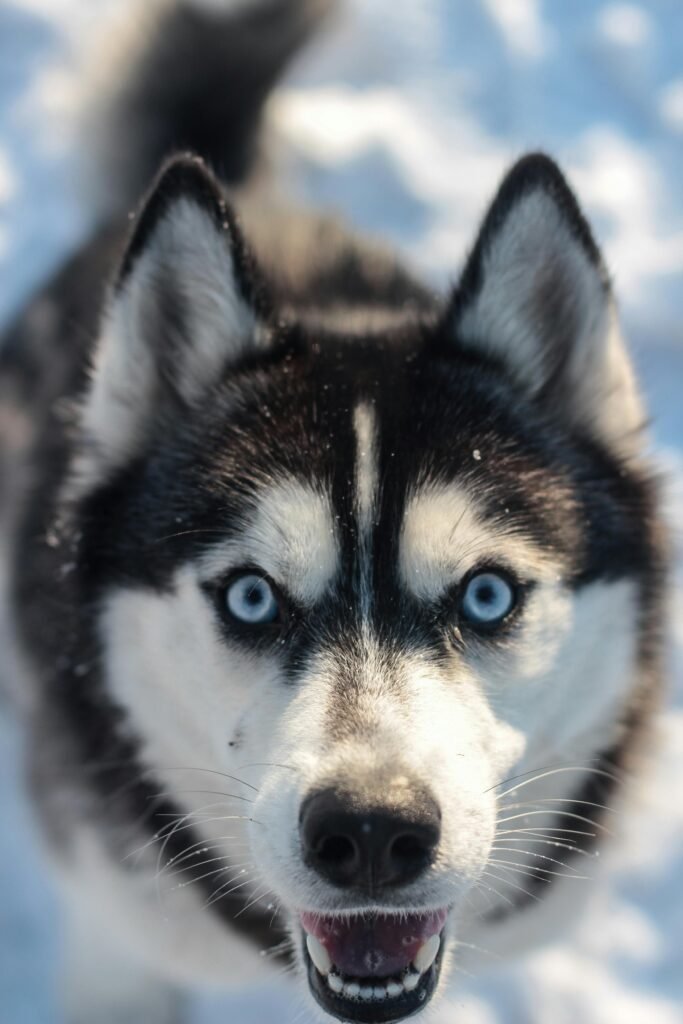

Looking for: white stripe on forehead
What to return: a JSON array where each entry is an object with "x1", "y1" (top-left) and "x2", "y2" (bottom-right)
[
  {"x1": 400, "y1": 483, "x2": 559, "y2": 601},
  {"x1": 353, "y1": 401, "x2": 380, "y2": 619},
  {"x1": 198, "y1": 479, "x2": 339, "y2": 604}
]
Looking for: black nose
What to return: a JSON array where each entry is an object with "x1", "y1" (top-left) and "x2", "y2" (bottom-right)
[{"x1": 300, "y1": 786, "x2": 441, "y2": 892}]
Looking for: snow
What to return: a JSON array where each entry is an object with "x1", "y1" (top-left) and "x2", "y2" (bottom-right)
[{"x1": 0, "y1": 1, "x2": 682, "y2": 1021}]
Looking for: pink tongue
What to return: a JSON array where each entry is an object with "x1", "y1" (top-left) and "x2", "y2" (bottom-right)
[{"x1": 301, "y1": 910, "x2": 447, "y2": 978}]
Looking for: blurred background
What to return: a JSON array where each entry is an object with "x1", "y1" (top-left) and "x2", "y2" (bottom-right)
[{"x1": 0, "y1": 1, "x2": 682, "y2": 1021}]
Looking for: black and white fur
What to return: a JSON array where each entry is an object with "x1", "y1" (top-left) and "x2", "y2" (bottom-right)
[{"x1": 0, "y1": 1, "x2": 665, "y2": 1022}]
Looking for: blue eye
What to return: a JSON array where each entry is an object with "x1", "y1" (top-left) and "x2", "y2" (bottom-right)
[
  {"x1": 461, "y1": 571, "x2": 516, "y2": 627},
  {"x1": 225, "y1": 573, "x2": 280, "y2": 625}
]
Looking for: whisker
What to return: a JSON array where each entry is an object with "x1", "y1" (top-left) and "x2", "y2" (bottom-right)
[
  {"x1": 489, "y1": 845, "x2": 580, "y2": 870},
  {"x1": 148, "y1": 803, "x2": 257, "y2": 904},
  {"x1": 163, "y1": 856, "x2": 253, "y2": 884},
  {"x1": 158, "y1": 812, "x2": 257, "y2": 865},
  {"x1": 486, "y1": 760, "x2": 602, "y2": 794},
  {"x1": 453, "y1": 939, "x2": 499, "y2": 960},
  {"x1": 235, "y1": 885, "x2": 275, "y2": 919},
  {"x1": 480, "y1": 869, "x2": 542, "y2": 903},
  {"x1": 162, "y1": 836, "x2": 249, "y2": 871},
  {"x1": 493, "y1": 831, "x2": 585, "y2": 847},
  {"x1": 153, "y1": 801, "x2": 240, "y2": 906},
  {"x1": 269, "y1": 901, "x2": 282, "y2": 929},
  {"x1": 489, "y1": 858, "x2": 588, "y2": 882},
  {"x1": 152, "y1": 766, "x2": 260, "y2": 792},
  {"x1": 142, "y1": 810, "x2": 255, "y2": 880},
  {"x1": 461, "y1": 884, "x2": 492, "y2": 918},
  {"x1": 471, "y1": 877, "x2": 515, "y2": 908},
  {"x1": 496, "y1": 809, "x2": 610, "y2": 833},
  {"x1": 167, "y1": 861, "x2": 255, "y2": 892},
  {"x1": 493, "y1": 763, "x2": 621, "y2": 802},
  {"x1": 204, "y1": 873, "x2": 254, "y2": 910},
  {"x1": 445, "y1": 960, "x2": 477, "y2": 980},
  {"x1": 237, "y1": 761, "x2": 296, "y2": 772},
  {"x1": 498, "y1": 797, "x2": 617, "y2": 815},
  {"x1": 148, "y1": 788, "x2": 254, "y2": 805},
  {"x1": 152, "y1": 811, "x2": 259, "y2": 823},
  {"x1": 122, "y1": 804, "x2": 251, "y2": 864},
  {"x1": 259, "y1": 937, "x2": 295, "y2": 961},
  {"x1": 494, "y1": 825, "x2": 596, "y2": 839}
]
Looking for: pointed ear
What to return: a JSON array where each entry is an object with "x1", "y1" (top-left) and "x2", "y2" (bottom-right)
[
  {"x1": 79, "y1": 154, "x2": 267, "y2": 485},
  {"x1": 449, "y1": 153, "x2": 645, "y2": 456}
]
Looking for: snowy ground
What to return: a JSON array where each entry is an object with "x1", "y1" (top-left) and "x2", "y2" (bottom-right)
[{"x1": 1, "y1": 1, "x2": 682, "y2": 1022}]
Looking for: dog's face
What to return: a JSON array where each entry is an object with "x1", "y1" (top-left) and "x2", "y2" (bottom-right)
[{"x1": 73, "y1": 156, "x2": 655, "y2": 1022}]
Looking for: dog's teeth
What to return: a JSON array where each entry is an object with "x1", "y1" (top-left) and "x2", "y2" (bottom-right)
[
  {"x1": 327, "y1": 975, "x2": 407, "y2": 1002},
  {"x1": 413, "y1": 933, "x2": 440, "y2": 974},
  {"x1": 327, "y1": 972, "x2": 344, "y2": 994},
  {"x1": 403, "y1": 971, "x2": 420, "y2": 992},
  {"x1": 306, "y1": 934, "x2": 332, "y2": 975}
]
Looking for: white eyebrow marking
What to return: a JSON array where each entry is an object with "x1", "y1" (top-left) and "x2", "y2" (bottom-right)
[
  {"x1": 353, "y1": 401, "x2": 379, "y2": 620},
  {"x1": 400, "y1": 483, "x2": 559, "y2": 601},
  {"x1": 199, "y1": 479, "x2": 339, "y2": 605}
]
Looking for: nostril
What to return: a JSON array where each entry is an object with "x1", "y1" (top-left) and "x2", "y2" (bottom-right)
[
  {"x1": 315, "y1": 833, "x2": 359, "y2": 870},
  {"x1": 392, "y1": 832, "x2": 428, "y2": 862},
  {"x1": 300, "y1": 789, "x2": 365, "y2": 886}
]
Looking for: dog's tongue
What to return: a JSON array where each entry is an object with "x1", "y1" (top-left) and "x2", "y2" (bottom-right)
[{"x1": 301, "y1": 910, "x2": 447, "y2": 978}]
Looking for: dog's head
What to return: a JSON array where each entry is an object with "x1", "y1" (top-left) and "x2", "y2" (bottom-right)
[{"x1": 71, "y1": 154, "x2": 659, "y2": 1021}]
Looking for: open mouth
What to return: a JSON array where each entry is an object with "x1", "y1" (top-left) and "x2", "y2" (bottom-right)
[{"x1": 301, "y1": 908, "x2": 448, "y2": 1023}]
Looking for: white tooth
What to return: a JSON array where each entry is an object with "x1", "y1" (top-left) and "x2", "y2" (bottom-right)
[
  {"x1": 372, "y1": 986, "x2": 387, "y2": 1000},
  {"x1": 360, "y1": 986, "x2": 375, "y2": 1001},
  {"x1": 306, "y1": 934, "x2": 332, "y2": 975},
  {"x1": 403, "y1": 972, "x2": 420, "y2": 992},
  {"x1": 387, "y1": 981, "x2": 403, "y2": 998},
  {"x1": 413, "y1": 933, "x2": 440, "y2": 974},
  {"x1": 327, "y1": 973, "x2": 344, "y2": 994},
  {"x1": 344, "y1": 981, "x2": 360, "y2": 999}
]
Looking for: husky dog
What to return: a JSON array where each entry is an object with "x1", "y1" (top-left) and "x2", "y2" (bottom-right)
[{"x1": 0, "y1": 1, "x2": 666, "y2": 1022}]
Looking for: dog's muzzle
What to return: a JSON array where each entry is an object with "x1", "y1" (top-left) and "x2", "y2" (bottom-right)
[{"x1": 298, "y1": 783, "x2": 447, "y2": 1022}]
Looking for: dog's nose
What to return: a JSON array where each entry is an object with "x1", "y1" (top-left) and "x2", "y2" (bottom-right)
[{"x1": 300, "y1": 785, "x2": 441, "y2": 891}]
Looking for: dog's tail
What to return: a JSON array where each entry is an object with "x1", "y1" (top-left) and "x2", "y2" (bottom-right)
[{"x1": 85, "y1": 0, "x2": 332, "y2": 214}]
